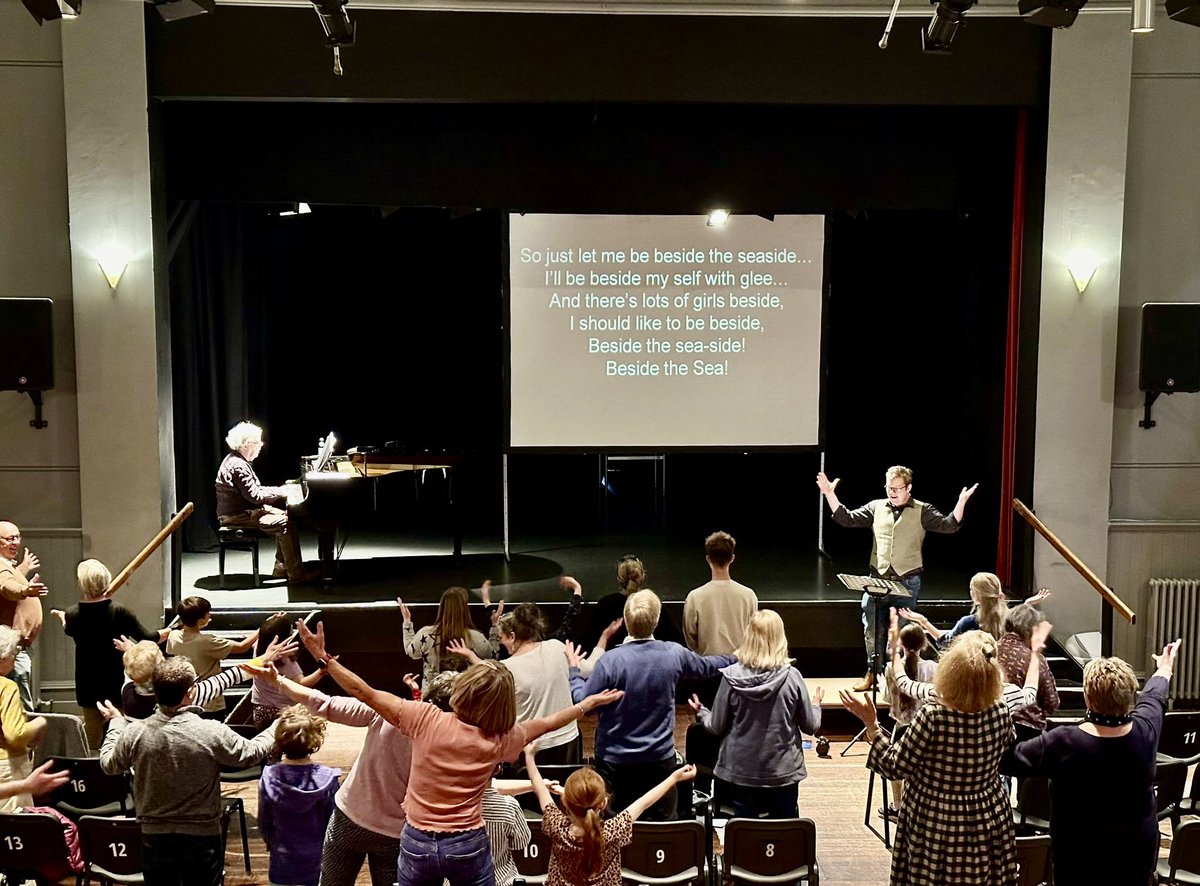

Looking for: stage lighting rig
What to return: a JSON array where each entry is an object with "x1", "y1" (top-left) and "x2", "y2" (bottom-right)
[
  {"x1": 922, "y1": 0, "x2": 976, "y2": 53},
  {"x1": 20, "y1": 0, "x2": 80, "y2": 26},
  {"x1": 1018, "y1": 0, "x2": 1087, "y2": 27},
  {"x1": 312, "y1": 0, "x2": 355, "y2": 75}
]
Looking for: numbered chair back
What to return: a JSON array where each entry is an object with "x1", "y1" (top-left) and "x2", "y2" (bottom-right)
[
  {"x1": 78, "y1": 816, "x2": 144, "y2": 884},
  {"x1": 47, "y1": 756, "x2": 132, "y2": 818},
  {"x1": 1159, "y1": 712, "x2": 1200, "y2": 761},
  {"x1": 512, "y1": 817, "x2": 553, "y2": 885},
  {"x1": 0, "y1": 810, "x2": 74, "y2": 885},
  {"x1": 620, "y1": 820, "x2": 706, "y2": 886},
  {"x1": 1014, "y1": 834, "x2": 1052, "y2": 886},
  {"x1": 720, "y1": 817, "x2": 818, "y2": 885}
]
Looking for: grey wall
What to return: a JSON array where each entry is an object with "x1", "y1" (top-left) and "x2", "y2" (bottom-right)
[
  {"x1": 1110, "y1": 25, "x2": 1200, "y2": 668},
  {"x1": 0, "y1": 2, "x2": 83, "y2": 697}
]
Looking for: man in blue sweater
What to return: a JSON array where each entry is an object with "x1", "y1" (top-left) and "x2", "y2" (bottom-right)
[{"x1": 569, "y1": 589, "x2": 734, "y2": 820}]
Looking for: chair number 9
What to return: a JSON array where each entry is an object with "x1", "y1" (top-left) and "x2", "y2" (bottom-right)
[
  {"x1": 765, "y1": 843, "x2": 775, "y2": 858},
  {"x1": 655, "y1": 849, "x2": 666, "y2": 864}
]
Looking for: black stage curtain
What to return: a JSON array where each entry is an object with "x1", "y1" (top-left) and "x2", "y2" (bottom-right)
[{"x1": 169, "y1": 203, "x2": 273, "y2": 551}]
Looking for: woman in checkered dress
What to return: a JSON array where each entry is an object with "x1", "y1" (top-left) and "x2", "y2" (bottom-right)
[{"x1": 842, "y1": 630, "x2": 1018, "y2": 886}]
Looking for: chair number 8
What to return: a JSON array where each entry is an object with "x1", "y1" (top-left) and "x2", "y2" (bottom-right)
[
  {"x1": 765, "y1": 843, "x2": 775, "y2": 858},
  {"x1": 655, "y1": 849, "x2": 666, "y2": 864}
]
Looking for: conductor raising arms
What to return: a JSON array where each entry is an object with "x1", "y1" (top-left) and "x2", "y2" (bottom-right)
[{"x1": 817, "y1": 465, "x2": 978, "y2": 691}]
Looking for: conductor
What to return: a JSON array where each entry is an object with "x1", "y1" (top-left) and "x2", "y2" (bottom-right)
[{"x1": 817, "y1": 465, "x2": 977, "y2": 691}]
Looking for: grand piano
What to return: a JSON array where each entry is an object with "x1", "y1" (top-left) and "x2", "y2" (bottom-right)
[{"x1": 286, "y1": 443, "x2": 464, "y2": 580}]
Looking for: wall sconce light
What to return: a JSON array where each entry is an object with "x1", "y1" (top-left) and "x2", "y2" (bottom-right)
[
  {"x1": 1066, "y1": 250, "x2": 1099, "y2": 294},
  {"x1": 707, "y1": 209, "x2": 730, "y2": 227},
  {"x1": 96, "y1": 246, "x2": 130, "y2": 291}
]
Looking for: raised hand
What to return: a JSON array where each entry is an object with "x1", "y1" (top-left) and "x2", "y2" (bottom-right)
[
  {"x1": 238, "y1": 659, "x2": 276, "y2": 679},
  {"x1": 480, "y1": 580, "x2": 493, "y2": 606},
  {"x1": 112, "y1": 635, "x2": 134, "y2": 653},
  {"x1": 687, "y1": 693, "x2": 704, "y2": 715},
  {"x1": 898, "y1": 608, "x2": 930, "y2": 629},
  {"x1": 599, "y1": 617, "x2": 624, "y2": 646},
  {"x1": 561, "y1": 575, "x2": 582, "y2": 596},
  {"x1": 1153, "y1": 639, "x2": 1182, "y2": 674},
  {"x1": 490, "y1": 599, "x2": 506, "y2": 627},
  {"x1": 1027, "y1": 588, "x2": 1052, "y2": 606},
  {"x1": 402, "y1": 673, "x2": 420, "y2": 693},
  {"x1": 396, "y1": 598, "x2": 412, "y2": 622},
  {"x1": 50, "y1": 609, "x2": 66, "y2": 628},
  {"x1": 447, "y1": 637, "x2": 482, "y2": 665},
  {"x1": 296, "y1": 619, "x2": 329, "y2": 659},
  {"x1": 25, "y1": 575, "x2": 48, "y2": 598},
  {"x1": 838, "y1": 689, "x2": 878, "y2": 728},
  {"x1": 260, "y1": 635, "x2": 299, "y2": 664},
  {"x1": 958, "y1": 483, "x2": 979, "y2": 503},
  {"x1": 812, "y1": 686, "x2": 825, "y2": 705},
  {"x1": 19, "y1": 548, "x2": 39, "y2": 576},
  {"x1": 563, "y1": 640, "x2": 585, "y2": 669},
  {"x1": 815, "y1": 471, "x2": 840, "y2": 496},
  {"x1": 95, "y1": 699, "x2": 122, "y2": 722}
]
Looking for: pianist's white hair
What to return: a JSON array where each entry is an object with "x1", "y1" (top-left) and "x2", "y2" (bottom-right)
[{"x1": 225, "y1": 421, "x2": 264, "y2": 452}]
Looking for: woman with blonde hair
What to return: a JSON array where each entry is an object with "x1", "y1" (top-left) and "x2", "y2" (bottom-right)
[
  {"x1": 49, "y1": 559, "x2": 168, "y2": 749},
  {"x1": 400, "y1": 586, "x2": 498, "y2": 688},
  {"x1": 688, "y1": 609, "x2": 824, "y2": 819},
  {"x1": 1002, "y1": 641, "x2": 1179, "y2": 886},
  {"x1": 524, "y1": 747, "x2": 695, "y2": 886},
  {"x1": 0, "y1": 625, "x2": 46, "y2": 810},
  {"x1": 294, "y1": 619, "x2": 621, "y2": 886},
  {"x1": 842, "y1": 630, "x2": 1019, "y2": 886}
]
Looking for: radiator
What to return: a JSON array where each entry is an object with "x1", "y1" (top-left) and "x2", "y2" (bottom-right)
[{"x1": 1147, "y1": 579, "x2": 1200, "y2": 704}]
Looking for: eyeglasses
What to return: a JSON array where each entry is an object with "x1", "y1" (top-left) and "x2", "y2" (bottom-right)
[
  {"x1": 0, "y1": 535, "x2": 20, "y2": 543},
  {"x1": 885, "y1": 486, "x2": 909, "y2": 494}
]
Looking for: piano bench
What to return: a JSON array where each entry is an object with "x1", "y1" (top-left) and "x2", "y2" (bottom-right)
[{"x1": 217, "y1": 526, "x2": 270, "y2": 587}]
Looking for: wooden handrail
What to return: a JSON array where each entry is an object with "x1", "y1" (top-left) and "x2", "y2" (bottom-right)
[
  {"x1": 106, "y1": 502, "x2": 195, "y2": 597},
  {"x1": 1013, "y1": 498, "x2": 1135, "y2": 625}
]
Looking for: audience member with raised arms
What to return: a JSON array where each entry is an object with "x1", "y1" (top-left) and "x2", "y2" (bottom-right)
[
  {"x1": 568, "y1": 589, "x2": 734, "y2": 820},
  {"x1": 167, "y1": 595, "x2": 263, "y2": 716},
  {"x1": 841, "y1": 630, "x2": 1019, "y2": 886},
  {"x1": 995, "y1": 603, "x2": 1060, "y2": 741},
  {"x1": 689, "y1": 609, "x2": 822, "y2": 819},
  {"x1": 524, "y1": 745, "x2": 696, "y2": 886},
  {"x1": 1002, "y1": 640, "x2": 1180, "y2": 886},
  {"x1": 400, "y1": 586, "x2": 498, "y2": 689},
  {"x1": 294, "y1": 618, "x2": 621, "y2": 886},
  {"x1": 0, "y1": 624, "x2": 46, "y2": 810}
]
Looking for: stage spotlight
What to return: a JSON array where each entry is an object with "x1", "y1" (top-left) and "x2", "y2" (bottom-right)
[
  {"x1": 707, "y1": 209, "x2": 730, "y2": 227},
  {"x1": 921, "y1": 0, "x2": 976, "y2": 53},
  {"x1": 20, "y1": 0, "x2": 80, "y2": 26},
  {"x1": 1166, "y1": 0, "x2": 1200, "y2": 25},
  {"x1": 1018, "y1": 0, "x2": 1087, "y2": 28},
  {"x1": 313, "y1": 0, "x2": 355, "y2": 47},
  {"x1": 145, "y1": 0, "x2": 213, "y2": 22}
]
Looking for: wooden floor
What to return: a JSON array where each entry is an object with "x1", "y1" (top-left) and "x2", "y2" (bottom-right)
[{"x1": 213, "y1": 704, "x2": 1187, "y2": 886}]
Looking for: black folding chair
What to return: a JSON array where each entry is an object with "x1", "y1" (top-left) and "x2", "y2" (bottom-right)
[
  {"x1": 620, "y1": 820, "x2": 707, "y2": 886},
  {"x1": 719, "y1": 817, "x2": 819, "y2": 885},
  {"x1": 1014, "y1": 834, "x2": 1052, "y2": 886},
  {"x1": 220, "y1": 797, "x2": 252, "y2": 873},
  {"x1": 685, "y1": 723, "x2": 733, "y2": 819},
  {"x1": 1159, "y1": 712, "x2": 1200, "y2": 761},
  {"x1": 0, "y1": 810, "x2": 79, "y2": 886},
  {"x1": 1156, "y1": 819, "x2": 1200, "y2": 885},
  {"x1": 1155, "y1": 757, "x2": 1190, "y2": 831},
  {"x1": 78, "y1": 815, "x2": 144, "y2": 885},
  {"x1": 47, "y1": 756, "x2": 133, "y2": 818},
  {"x1": 1012, "y1": 776, "x2": 1052, "y2": 835},
  {"x1": 512, "y1": 817, "x2": 554, "y2": 886}
]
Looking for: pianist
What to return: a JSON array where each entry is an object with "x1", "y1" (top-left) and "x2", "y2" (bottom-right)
[{"x1": 215, "y1": 422, "x2": 318, "y2": 583}]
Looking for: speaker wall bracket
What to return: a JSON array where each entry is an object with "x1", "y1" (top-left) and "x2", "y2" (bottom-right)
[
  {"x1": 20, "y1": 389, "x2": 47, "y2": 430},
  {"x1": 1139, "y1": 389, "x2": 1166, "y2": 429}
]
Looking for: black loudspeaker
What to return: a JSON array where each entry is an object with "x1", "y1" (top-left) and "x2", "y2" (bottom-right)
[
  {"x1": 1140, "y1": 303, "x2": 1200, "y2": 393},
  {"x1": 0, "y1": 298, "x2": 54, "y2": 391}
]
